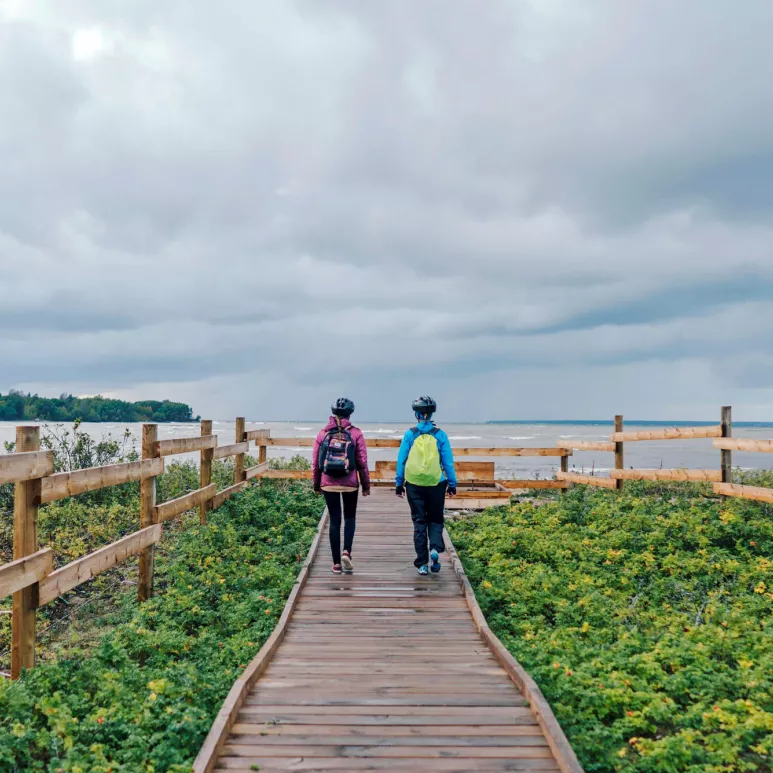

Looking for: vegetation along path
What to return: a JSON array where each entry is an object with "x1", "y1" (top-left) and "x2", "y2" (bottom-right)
[{"x1": 197, "y1": 488, "x2": 581, "y2": 772}]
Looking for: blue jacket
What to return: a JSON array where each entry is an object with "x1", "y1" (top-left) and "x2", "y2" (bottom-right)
[{"x1": 395, "y1": 421, "x2": 457, "y2": 488}]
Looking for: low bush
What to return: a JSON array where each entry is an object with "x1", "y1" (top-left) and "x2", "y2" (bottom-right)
[
  {"x1": 0, "y1": 480, "x2": 321, "y2": 772},
  {"x1": 448, "y1": 483, "x2": 773, "y2": 773}
]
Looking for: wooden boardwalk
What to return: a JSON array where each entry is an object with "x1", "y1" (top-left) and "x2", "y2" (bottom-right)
[{"x1": 199, "y1": 489, "x2": 580, "y2": 772}]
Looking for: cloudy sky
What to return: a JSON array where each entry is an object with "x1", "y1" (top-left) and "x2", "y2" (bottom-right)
[{"x1": 2, "y1": 0, "x2": 772, "y2": 422}]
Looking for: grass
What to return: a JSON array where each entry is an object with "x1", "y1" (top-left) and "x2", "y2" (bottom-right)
[{"x1": 448, "y1": 479, "x2": 773, "y2": 773}]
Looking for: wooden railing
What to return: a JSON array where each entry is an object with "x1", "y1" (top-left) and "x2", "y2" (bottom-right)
[
  {"x1": 555, "y1": 408, "x2": 737, "y2": 491},
  {"x1": 0, "y1": 418, "x2": 269, "y2": 679}
]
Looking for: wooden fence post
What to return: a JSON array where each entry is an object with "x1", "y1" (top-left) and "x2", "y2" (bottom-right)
[
  {"x1": 234, "y1": 418, "x2": 246, "y2": 485},
  {"x1": 721, "y1": 406, "x2": 732, "y2": 485},
  {"x1": 200, "y1": 419, "x2": 213, "y2": 525},
  {"x1": 258, "y1": 431, "x2": 268, "y2": 467},
  {"x1": 138, "y1": 424, "x2": 158, "y2": 602},
  {"x1": 560, "y1": 453, "x2": 569, "y2": 491},
  {"x1": 614, "y1": 415, "x2": 624, "y2": 490},
  {"x1": 11, "y1": 426, "x2": 41, "y2": 679}
]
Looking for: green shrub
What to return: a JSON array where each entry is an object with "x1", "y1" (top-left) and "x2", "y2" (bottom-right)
[
  {"x1": 0, "y1": 481, "x2": 321, "y2": 772},
  {"x1": 448, "y1": 484, "x2": 773, "y2": 772}
]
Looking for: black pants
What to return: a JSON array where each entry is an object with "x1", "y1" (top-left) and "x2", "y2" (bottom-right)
[
  {"x1": 323, "y1": 490, "x2": 358, "y2": 565},
  {"x1": 406, "y1": 482, "x2": 447, "y2": 568}
]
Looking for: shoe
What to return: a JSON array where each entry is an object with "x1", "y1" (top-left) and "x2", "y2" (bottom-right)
[
  {"x1": 332, "y1": 564, "x2": 342, "y2": 574},
  {"x1": 417, "y1": 565, "x2": 429, "y2": 576},
  {"x1": 342, "y1": 551, "x2": 354, "y2": 574},
  {"x1": 430, "y1": 549, "x2": 441, "y2": 573}
]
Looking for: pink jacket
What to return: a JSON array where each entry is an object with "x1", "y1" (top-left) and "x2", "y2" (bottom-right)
[{"x1": 312, "y1": 417, "x2": 370, "y2": 492}]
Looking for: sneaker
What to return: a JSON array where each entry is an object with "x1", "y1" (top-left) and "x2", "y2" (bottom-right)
[
  {"x1": 430, "y1": 549, "x2": 441, "y2": 573},
  {"x1": 332, "y1": 564, "x2": 342, "y2": 574},
  {"x1": 341, "y1": 551, "x2": 354, "y2": 574},
  {"x1": 417, "y1": 565, "x2": 429, "y2": 576}
]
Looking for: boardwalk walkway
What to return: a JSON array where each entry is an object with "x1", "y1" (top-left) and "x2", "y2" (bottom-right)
[{"x1": 205, "y1": 489, "x2": 576, "y2": 772}]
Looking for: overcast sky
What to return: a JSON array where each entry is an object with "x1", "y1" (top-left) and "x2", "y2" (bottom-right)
[{"x1": 2, "y1": 1, "x2": 773, "y2": 422}]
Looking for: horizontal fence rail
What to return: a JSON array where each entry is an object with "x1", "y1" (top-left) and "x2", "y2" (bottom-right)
[
  {"x1": 37, "y1": 525, "x2": 163, "y2": 608},
  {"x1": 0, "y1": 549, "x2": 53, "y2": 599},
  {"x1": 713, "y1": 482, "x2": 773, "y2": 504},
  {"x1": 556, "y1": 440, "x2": 616, "y2": 452},
  {"x1": 610, "y1": 425, "x2": 722, "y2": 442},
  {"x1": 556, "y1": 471, "x2": 618, "y2": 489},
  {"x1": 611, "y1": 468, "x2": 722, "y2": 482},
  {"x1": 714, "y1": 438, "x2": 773, "y2": 453},
  {"x1": 41, "y1": 459, "x2": 164, "y2": 504},
  {"x1": 0, "y1": 450, "x2": 54, "y2": 485},
  {"x1": 156, "y1": 435, "x2": 217, "y2": 457}
]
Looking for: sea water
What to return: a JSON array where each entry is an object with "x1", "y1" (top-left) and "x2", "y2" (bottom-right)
[{"x1": 2, "y1": 420, "x2": 773, "y2": 479}]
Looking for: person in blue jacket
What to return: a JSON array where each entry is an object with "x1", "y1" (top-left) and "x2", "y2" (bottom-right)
[{"x1": 396, "y1": 396, "x2": 457, "y2": 575}]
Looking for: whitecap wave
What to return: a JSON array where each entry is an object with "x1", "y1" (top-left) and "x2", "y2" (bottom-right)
[
  {"x1": 294, "y1": 427, "x2": 312, "y2": 431},
  {"x1": 507, "y1": 436, "x2": 536, "y2": 440}
]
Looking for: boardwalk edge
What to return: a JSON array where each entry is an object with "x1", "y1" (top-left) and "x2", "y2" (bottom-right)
[
  {"x1": 444, "y1": 527, "x2": 586, "y2": 773},
  {"x1": 193, "y1": 505, "x2": 329, "y2": 773}
]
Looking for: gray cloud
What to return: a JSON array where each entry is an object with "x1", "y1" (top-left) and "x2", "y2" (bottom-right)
[{"x1": 2, "y1": 0, "x2": 773, "y2": 421}]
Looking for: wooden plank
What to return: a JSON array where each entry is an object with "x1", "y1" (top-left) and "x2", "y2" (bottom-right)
[
  {"x1": 200, "y1": 420, "x2": 214, "y2": 525},
  {"x1": 213, "y1": 442, "x2": 250, "y2": 460},
  {"x1": 0, "y1": 450, "x2": 53, "y2": 485},
  {"x1": 610, "y1": 468, "x2": 721, "y2": 482},
  {"x1": 260, "y1": 470, "x2": 313, "y2": 479},
  {"x1": 0, "y1": 549, "x2": 53, "y2": 599},
  {"x1": 609, "y1": 425, "x2": 722, "y2": 442},
  {"x1": 12, "y1": 426, "x2": 41, "y2": 680},
  {"x1": 376, "y1": 461, "x2": 496, "y2": 482},
  {"x1": 193, "y1": 507, "x2": 329, "y2": 773},
  {"x1": 245, "y1": 461, "x2": 270, "y2": 481},
  {"x1": 444, "y1": 530, "x2": 584, "y2": 773},
  {"x1": 713, "y1": 482, "x2": 773, "y2": 504},
  {"x1": 445, "y1": 498, "x2": 511, "y2": 510},
  {"x1": 214, "y1": 759, "x2": 561, "y2": 772},
  {"x1": 40, "y1": 458, "x2": 164, "y2": 503},
  {"x1": 555, "y1": 440, "x2": 615, "y2": 452},
  {"x1": 222, "y1": 743, "x2": 553, "y2": 758},
  {"x1": 714, "y1": 437, "x2": 773, "y2": 453},
  {"x1": 37, "y1": 525, "x2": 163, "y2": 607},
  {"x1": 499, "y1": 480, "x2": 568, "y2": 490},
  {"x1": 245, "y1": 429, "x2": 271, "y2": 442},
  {"x1": 556, "y1": 471, "x2": 617, "y2": 489},
  {"x1": 154, "y1": 484, "x2": 217, "y2": 523},
  {"x1": 454, "y1": 448, "x2": 570, "y2": 457},
  {"x1": 211, "y1": 482, "x2": 249, "y2": 510},
  {"x1": 138, "y1": 424, "x2": 158, "y2": 602},
  {"x1": 234, "y1": 418, "x2": 246, "y2": 485},
  {"x1": 453, "y1": 489, "x2": 511, "y2": 499},
  {"x1": 156, "y1": 435, "x2": 217, "y2": 457}
]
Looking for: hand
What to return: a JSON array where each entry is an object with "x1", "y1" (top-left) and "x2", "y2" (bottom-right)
[
  {"x1": 362, "y1": 489, "x2": 371, "y2": 497},
  {"x1": 395, "y1": 485, "x2": 405, "y2": 498},
  {"x1": 447, "y1": 486, "x2": 457, "y2": 498},
  {"x1": 313, "y1": 486, "x2": 322, "y2": 495}
]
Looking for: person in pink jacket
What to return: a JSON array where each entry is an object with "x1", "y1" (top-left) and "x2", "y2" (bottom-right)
[{"x1": 312, "y1": 398, "x2": 370, "y2": 574}]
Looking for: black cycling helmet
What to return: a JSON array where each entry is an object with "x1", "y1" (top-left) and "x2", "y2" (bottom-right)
[
  {"x1": 332, "y1": 397, "x2": 355, "y2": 417},
  {"x1": 412, "y1": 396, "x2": 437, "y2": 416}
]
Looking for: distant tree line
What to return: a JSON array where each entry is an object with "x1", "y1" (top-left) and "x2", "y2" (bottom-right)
[{"x1": 0, "y1": 391, "x2": 200, "y2": 423}]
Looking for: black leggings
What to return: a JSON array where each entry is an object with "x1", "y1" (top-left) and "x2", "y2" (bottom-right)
[
  {"x1": 323, "y1": 490, "x2": 358, "y2": 565},
  {"x1": 406, "y1": 482, "x2": 447, "y2": 567}
]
